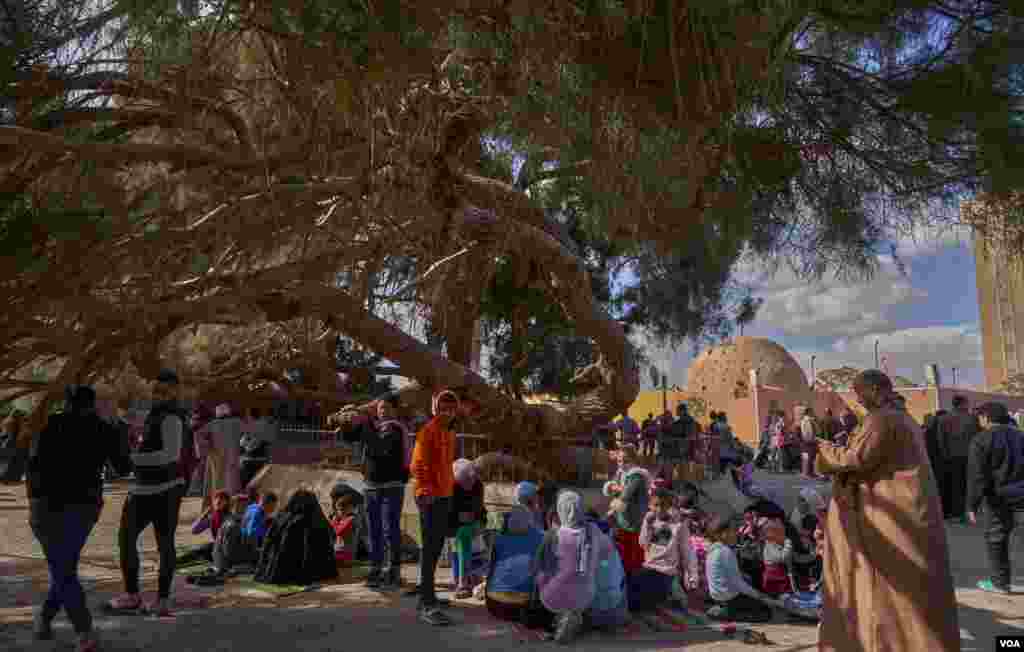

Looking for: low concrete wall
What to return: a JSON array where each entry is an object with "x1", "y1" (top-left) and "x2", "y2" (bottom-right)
[{"x1": 249, "y1": 464, "x2": 615, "y2": 546}]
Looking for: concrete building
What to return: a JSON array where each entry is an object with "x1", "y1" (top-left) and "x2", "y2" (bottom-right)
[{"x1": 974, "y1": 235, "x2": 1024, "y2": 390}]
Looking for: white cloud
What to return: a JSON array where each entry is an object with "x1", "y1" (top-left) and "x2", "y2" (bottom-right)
[
  {"x1": 741, "y1": 256, "x2": 927, "y2": 338},
  {"x1": 789, "y1": 323, "x2": 983, "y2": 386},
  {"x1": 891, "y1": 223, "x2": 972, "y2": 258}
]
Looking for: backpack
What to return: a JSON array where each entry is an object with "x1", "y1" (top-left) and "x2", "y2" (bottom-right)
[{"x1": 255, "y1": 489, "x2": 338, "y2": 585}]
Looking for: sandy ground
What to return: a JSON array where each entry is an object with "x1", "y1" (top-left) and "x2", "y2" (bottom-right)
[{"x1": 0, "y1": 474, "x2": 1022, "y2": 652}]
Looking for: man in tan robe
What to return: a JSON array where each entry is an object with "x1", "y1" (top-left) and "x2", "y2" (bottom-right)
[{"x1": 816, "y1": 370, "x2": 960, "y2": 652}]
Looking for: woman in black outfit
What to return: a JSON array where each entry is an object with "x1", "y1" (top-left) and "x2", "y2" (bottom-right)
[{"x1": 27, "y1": 386, "x2": 134, "y2": 652}]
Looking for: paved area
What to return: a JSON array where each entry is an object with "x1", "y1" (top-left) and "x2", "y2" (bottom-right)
[{"x1": 0, "y1": 476, "x2": 1022, "y2": 651}]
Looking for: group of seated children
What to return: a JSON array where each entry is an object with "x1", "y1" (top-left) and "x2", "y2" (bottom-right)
[
  {"x1": 477, "y1": 447, "x2": 824, "y2": 644},
  {"x1": 184, "y1": 489, "x2": 278, "y2": 585}
]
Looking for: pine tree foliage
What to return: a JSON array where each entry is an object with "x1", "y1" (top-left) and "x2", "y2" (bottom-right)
[{"x1": 1, "y1": 1, "x2": 1022, "y2": 451}]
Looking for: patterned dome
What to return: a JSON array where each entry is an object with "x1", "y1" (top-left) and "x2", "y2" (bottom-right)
[{"x1": 687, "y1": 337, "x2": 809, "y2": 398}]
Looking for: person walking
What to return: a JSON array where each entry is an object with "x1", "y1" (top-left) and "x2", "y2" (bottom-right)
[
  {"x1": 967, "y1": 402, "x2": 1024, "y2": 594},
  {"x1": 938, "y1": 395, "x2": 980, "y2": 523},
  {"x1": 27, "y1": 385, "x2": 134, "y2": 651},
  {"x1": 409, "y1": 390, "x2": 459, "y2": 626},
  {"x1": 107, "y1": 369, "x2": 194, "y2": 617},
  {"x1": 815, "y1": 370, "x2": 959, "y2": 652}
]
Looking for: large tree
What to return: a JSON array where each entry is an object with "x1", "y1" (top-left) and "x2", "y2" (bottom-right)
[{"x1": 2, "y1": 1, "x2": 1022, "y2": 474}]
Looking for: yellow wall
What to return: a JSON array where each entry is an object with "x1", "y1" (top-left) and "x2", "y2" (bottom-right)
[{"x1": 628, "y1": 390, "x2": 691, "y2": 422}]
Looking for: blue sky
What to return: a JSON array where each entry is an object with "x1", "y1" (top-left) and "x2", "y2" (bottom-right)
[{"x1": 639, "y1": 228, "x2": 986, "y2": 389}]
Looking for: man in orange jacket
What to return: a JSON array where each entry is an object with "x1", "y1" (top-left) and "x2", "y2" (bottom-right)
[{"x1": 410, "y1": 390, "x2": 459, "y2": 626}]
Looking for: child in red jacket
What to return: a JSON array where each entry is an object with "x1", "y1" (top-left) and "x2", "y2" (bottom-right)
[{"x1": 331, "y1": 493, "x2": 358, "y2": 566}]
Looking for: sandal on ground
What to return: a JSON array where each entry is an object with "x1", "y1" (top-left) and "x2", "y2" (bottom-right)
[
  {"x1": 78, "y1": 634, "x2": 99, "y2": 652},
  {"x1": 977, "y1": 579, "x2": 1011, "y2": 595},
  {"x1": 418, "y1": 606, "x2": 452, "y2": 626},
  {"x1": 106, "y1": 594, "x2": 142, "y2": 612}
]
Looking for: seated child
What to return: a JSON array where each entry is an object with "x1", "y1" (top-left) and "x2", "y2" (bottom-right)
[
  {"x1": 781, "y1": 515, "x2": 825, "y2": 621},
  {"x1": 450, "y1": 459, "x2": 487, "y2": 599},
  {"x1": 703, "y1": 514, "x2": 780, "y2": 623},
  {"x1": 533, "y1": 491, "x2": 621, "y2": 644},
  {"x1": 330, "y1": 493, "x2": 358, "y2": 567},
  {"x1": 630, "y1": 488, "x2": 699, "y2": 612},
  {"x1": 791, "y1": 514, "x2": 822, "y2": 591},
  {"x1": 789, "y1": 487, "x2": 826, "y2": 531},
  {"x1": 509, "y1": 481, "x2": 546, "y2": 532},
  {"x1": 213, "y1": 494, "x2": 256, "y2": 574},
  {"x1": 179, "y1": 489, "x2": 230, "y2": 566},
  {"x1": 758, "y1": 516, "x2": 795, "y2": 597},
  {"x1": 602, "y1": 445, "x2": 651, "y2": 574},
  {"x1": 485, "y1": 509, "x2": 545, "y2": 622},
  {"x1": 242, "y1": 491, "x2": 279, "y2": 550},
  {"x1": 190, "y1": 494, "x2": 255, "y2": 584}
]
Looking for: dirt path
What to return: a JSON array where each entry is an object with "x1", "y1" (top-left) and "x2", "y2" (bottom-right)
[{"x1": 0, "y1": 480, "x2": 1021, "y2": 651}]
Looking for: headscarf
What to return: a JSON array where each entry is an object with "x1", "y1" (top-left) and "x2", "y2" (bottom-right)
[
  {"x1": 515, "y1": 481, "x2": 538, "y2": 506},
  {"x1": 453, "y1": 458, "x2": 478, "y2": 491},
  {"x1": 534, "y1": 490, "x2": 589, "y2": 577},
  {"x1": 799, "y1": 487, "x2": 827, "y2": 512},
  {"x1": 557, "y1": 490, "x2": 584, "y2": 529}
]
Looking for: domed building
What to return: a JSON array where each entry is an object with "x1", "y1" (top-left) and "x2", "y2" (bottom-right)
[{"x1": 687, "y1": 336, "x2": 810, "y2": 399}]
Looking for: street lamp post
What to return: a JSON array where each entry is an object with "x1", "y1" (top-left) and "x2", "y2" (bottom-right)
[
  {"x1": 874, "y1": 340, "x2": 880, "y2": 369},
  {"x1": 952, "y1": 367, "x2": 958, "y2": 387},
  {"x1": 810, "y1": 355, "x2": 817, "y2": 389}
]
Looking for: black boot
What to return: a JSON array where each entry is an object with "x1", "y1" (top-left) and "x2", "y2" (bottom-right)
[
  {"x1": 384, "y1": 565, "x2": 402, "y2": 589},
  {"x1": 364, "y1": 568, "x2": 383, "y2": 589},
  {"x1": 33, "y1": 605, "x2": 56, "y2": 641}
]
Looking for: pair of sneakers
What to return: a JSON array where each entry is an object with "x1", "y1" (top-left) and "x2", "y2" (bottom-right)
[{"x1": 34, "y1": 614, "x2": 101, "y2": 652}]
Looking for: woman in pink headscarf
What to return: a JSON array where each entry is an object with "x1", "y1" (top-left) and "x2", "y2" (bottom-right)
[{"x1": 448, "y1": 458, "x2": 486, "y2": 599}]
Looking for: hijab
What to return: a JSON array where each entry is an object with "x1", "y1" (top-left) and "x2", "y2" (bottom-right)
[
  {"x1": 535, "y1": 490, "x2": 590, "y2": 577},
  {"x1": 453, "y1": 458, "x2": 478, "y2": 491},
  {"x1": 557, "y1": 490, "x2": 584, "y2": 529}
]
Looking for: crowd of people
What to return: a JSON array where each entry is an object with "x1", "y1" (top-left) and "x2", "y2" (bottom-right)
[{"x1": 7, "y1": 366, "x2": 1024, "y2": 651}]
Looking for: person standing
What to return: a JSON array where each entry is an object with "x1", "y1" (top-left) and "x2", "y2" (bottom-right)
[
  {"x1": 27, "y1": 386, "x2": 133, "y2": 652},
  {"x1": 196, "y1": 403, "x2": 243, "y2": 500},
  {"x1": 938, "y1": 395, "x2": 980, "y2": 522},
  {"x1": 409, "y1": 390, "x2": 459, "y2": 626},
  {"x1": 799, "y1": 408, "x2": 818, "y2": 478},
  {"x1": 659, "y1": 403, "x2": 694, "y2": 482},
  {"x1": 0, "y1": 410, "x2": 27, "y2": 483},
  {"x1": 340, "y1": 395, "x2": 409, "y2": 589},
  {"x1": 640, "y1": 413, "x2": 658, "y2": 458},
  {"x1": 239, "y1": 408, "x2": 275, "y2": 489},
  {"x1": 617, "y1": 413, "x2": 640, "y2": 449},
  {"x1": 107, "y1": 369, "x2": 194, "y2": 617},
  {"x1": 966, "y1": 402, "x2": 1024, "y2": 594},
  {"x1": 815, "y1": 370, "x2": 959, "y2": 652}
]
